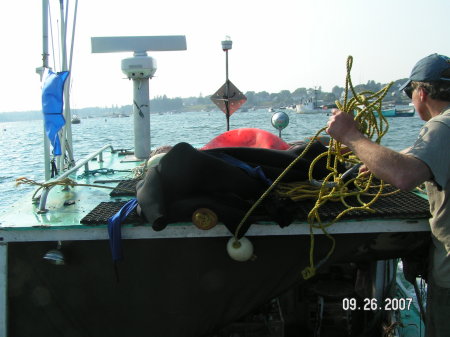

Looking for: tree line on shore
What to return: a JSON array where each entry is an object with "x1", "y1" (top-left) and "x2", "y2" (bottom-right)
[{"x1": 0, "y1": 78, "x2": 410, "y2": 122}]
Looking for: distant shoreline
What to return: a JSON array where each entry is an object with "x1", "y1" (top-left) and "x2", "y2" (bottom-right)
[{"x1": 0, "y1": 78, "x2": 412, "y2": 123}]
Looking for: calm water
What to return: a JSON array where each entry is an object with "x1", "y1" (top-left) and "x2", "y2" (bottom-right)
[{"x1": 0, "y1": 109, "x2": 425, "y2": 211}]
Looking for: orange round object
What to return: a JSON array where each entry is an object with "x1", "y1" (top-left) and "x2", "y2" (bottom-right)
[
  {"x1": 192, "y1": 208, "x2": 218, "y2": 230},
  {"x1": 200, "y1": 128, "x2": 290, "y2": 150}
]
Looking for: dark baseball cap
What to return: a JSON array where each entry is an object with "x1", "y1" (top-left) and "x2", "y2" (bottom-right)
[{"x1": 399, "y1": 53, "x2": 450, "y2": 91}]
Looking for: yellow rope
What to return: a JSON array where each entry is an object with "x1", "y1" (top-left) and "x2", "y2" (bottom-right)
[
  {"x1": 233, "y1": 56, "x2": 396, "y2": 279},
  {"x1": 15, "y1": 177, "x2": 135, "y2": 201}
]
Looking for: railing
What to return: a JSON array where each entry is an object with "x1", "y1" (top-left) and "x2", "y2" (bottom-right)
[{"x1": 37, "y1": 144, "x2": 115, "y2": 213}]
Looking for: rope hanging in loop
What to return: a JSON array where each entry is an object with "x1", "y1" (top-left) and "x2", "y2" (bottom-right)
[{"x1": 233, "y1": 56, "x2": 396, "y2": 279}]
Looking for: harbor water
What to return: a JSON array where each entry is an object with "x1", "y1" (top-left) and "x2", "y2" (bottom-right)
[{"x1": 0, "y1": 109, "x2": 425, "y2": 212}]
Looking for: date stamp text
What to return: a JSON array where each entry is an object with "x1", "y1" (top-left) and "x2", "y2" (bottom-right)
[{"x1": 342, "y1": 297, "x2": 413, "y2": 311}]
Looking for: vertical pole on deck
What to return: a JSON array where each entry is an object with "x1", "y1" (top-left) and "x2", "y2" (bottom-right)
[
  {"x1": 133, "y1": 78, "x2": 151, "y2": 159},
  {"x1": 42, "y1": 0, "x2": 51, "y2": 181},
  {"x1": 58, "y1": 0, "x2": 74, "y2": 173},
  {"x1": 221, "y1": 37, "x2": 232, "y2": 131},
  {"x1": 64, "y1": 0, "x2": 79, "y2": 169},
  {"x1": 0, "y1": 243, "x2": 8, "y2": 337},
  {"x1": 225, "y1": 49, "x2": 230, "y2": 131}
]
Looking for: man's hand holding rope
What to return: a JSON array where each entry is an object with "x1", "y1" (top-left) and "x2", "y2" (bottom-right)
[{"x1": 326, "y1": 108, "x2": 363, "y2": 145}]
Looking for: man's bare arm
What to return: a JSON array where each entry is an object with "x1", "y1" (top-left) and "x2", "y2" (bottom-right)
[
  {"x1": 326, "y1": 110, "x2": 431, "y2": 191},
  {"x1": 344, "y1": 133, "x2": 431, "y2": 190}
]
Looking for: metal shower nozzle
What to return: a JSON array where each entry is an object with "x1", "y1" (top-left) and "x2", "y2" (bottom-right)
[{"x1": 43, "y1": 241, "x2": 65, "y2": 265}]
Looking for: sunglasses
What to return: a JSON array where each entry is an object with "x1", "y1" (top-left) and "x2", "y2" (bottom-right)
[{"x1": 403, "y1": 85, "x2": 414, "y2": 99}]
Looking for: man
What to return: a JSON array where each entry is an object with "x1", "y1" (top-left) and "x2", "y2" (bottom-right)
[{"x1": 326, "y1": 53, "x2": 450, "y2": 337}]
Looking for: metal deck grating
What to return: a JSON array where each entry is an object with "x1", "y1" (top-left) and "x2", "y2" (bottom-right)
[
  {"x1": 80, "y1": 201, "x2": 142, "y2": 225},
  {"x1": 295, "y1": 185, "x2": 430, "y2": 221},
  {"x1": 109, "y1": 179, "x2": 141, "y2": 197},
  {"x1": 80, "y1": 185, "x2": 430, "y2": 226}
]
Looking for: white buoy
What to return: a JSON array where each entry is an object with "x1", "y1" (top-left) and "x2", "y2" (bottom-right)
[
  {"x1": 226, "y1": 237, "x2": 254, "y2": 262},
  {"x1": 146, "y1": 153, "x2": 166, "y2": 169}
]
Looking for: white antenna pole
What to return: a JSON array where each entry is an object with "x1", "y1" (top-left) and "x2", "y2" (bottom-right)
[
  {"x1": 63, "y1": 0, "x2": 78, "y2": 168},
  {"x1": 58, "y1": 0, "x2": 67, "y2": 172},
  {"x1": 133, "y1": 75, "x2": 151, "y2": 158},
  {"x1": 65, "y1": 0, "x2": 78, "y2": 167},
  {"x1": 42, "y1": 0, "x2": 51, "y2": 181},
  {"x1": 42, "y1": 0, "x2": 49, "y2": 70},
  {"x1": 68, "y1": 0, "x2": 78, "y2": 72},
  {"x1": 59, "y1": 0, "x2": 67, "y2": 72},
  {"x1": 58, "y1": 0, "x2": 74, "y2": 172}
]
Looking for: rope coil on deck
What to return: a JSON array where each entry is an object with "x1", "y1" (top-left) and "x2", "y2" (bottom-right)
[
  {"x1": 15, "y1": 177, "x2": 135, "y2": 201},
  {"x1": 233, "y1": 56, "x2": 397, "y2": 279}
]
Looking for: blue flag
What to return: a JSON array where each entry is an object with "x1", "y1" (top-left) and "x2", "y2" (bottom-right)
[{"x1": 42, "y1": 69, "x2": 70, "y2": 156}]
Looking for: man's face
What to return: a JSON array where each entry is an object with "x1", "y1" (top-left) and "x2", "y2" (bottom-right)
[{"x1": 411, "y1": 86, "x2": 432, "y2": 121}]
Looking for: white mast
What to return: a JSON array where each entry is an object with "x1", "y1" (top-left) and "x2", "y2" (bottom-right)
[
  {"x1": 40, "y1": 0, "x2": 52, "y2": 180},
  {"x1": 58, "y1": 0, "x2": 76, "y2": 172},
  {"x1": 38, "y1": 0, "x2": 78, "y2": 179}
]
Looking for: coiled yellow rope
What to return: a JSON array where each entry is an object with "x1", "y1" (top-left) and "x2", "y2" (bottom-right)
[
  {"x1": 16, "y1": 163, "x2": 145, "y2": 202},
  {"x1": 233, "y1": 56, "x2": 397, "y2": 279},
  {"x1": 15, "y1": 177, "x2": 135, "y2": 201}
]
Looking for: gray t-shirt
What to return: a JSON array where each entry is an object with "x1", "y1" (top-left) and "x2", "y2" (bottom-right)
[{"x1": 406, "y1": 108, "x2": 450, "y2": 287}]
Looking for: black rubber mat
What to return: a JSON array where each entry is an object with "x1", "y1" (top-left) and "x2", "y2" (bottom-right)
[
  {"x1": 109, "y1": 179, "x2": 141, "y2": 197},
  {"x1": 81, "y1": 201, "x2": 142, "y2": 225},
  {"x1": 294, "y1": 185, "x2": 430, "y2": 221},
  {"x1": 81, "y1": 185, "x2": 430, "y2": 226}
]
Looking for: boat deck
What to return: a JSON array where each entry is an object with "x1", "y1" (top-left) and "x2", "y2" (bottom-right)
[
  {"x1": 0, "y1": 147, "x2": 431, "y2": 242},
  {"x1": 0, "y1": 146, "x2": 432, "y2": 337}
]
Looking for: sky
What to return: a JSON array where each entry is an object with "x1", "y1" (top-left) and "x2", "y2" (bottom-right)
[{"x1": 0, "y1": 0, "x2": 449, "y2": 113}]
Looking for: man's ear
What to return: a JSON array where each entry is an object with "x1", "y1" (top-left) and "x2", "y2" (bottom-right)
[{"x1": 419, "y1": 87, "x2": 428, "y2": 102}]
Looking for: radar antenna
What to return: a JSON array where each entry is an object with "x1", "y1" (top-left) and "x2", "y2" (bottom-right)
[{"x1": 91, "y1": 35, "x2": 187, "y2": 159}]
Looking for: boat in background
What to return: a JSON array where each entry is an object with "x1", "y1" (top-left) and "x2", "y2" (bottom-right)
[
  {"x1": 295, "y1": 98, "x2": 334, "y2": 114},
  {"x1": 380, "y1": 105, "x2": 415, "y2": 117},
  {"x1": 71, "y1": 114, "x2": 81, "y2": 124}
]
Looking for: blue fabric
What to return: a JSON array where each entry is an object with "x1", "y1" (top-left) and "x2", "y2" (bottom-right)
[
  {"x1": 42, "y1": 69, "x2": 70, "y2": 156},
  {"x1": 209, "y1": 152, "x2": 273, "y2": 186},
  {"x1": 107, "y1": 198, "x2": 138, "y2": 261}
]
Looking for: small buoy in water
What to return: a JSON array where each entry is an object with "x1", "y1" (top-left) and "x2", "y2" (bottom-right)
[
  {"x1": 227, "y1": 236, "x2": 254, "y2": 262},
  {"x1": 271, "y1": 111, "x2": 289, "y2": 131},
  {"x1": 146, "y1": 153, "x2": 166, "y2": 169},
  {"x1": 271, "y1": 111, "x2": 289, "y2": 138}
]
